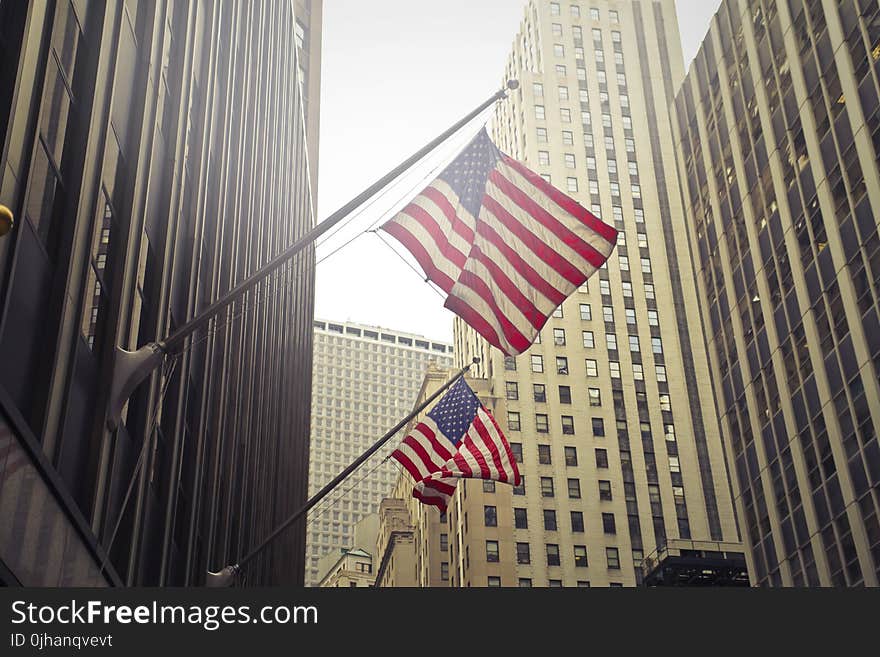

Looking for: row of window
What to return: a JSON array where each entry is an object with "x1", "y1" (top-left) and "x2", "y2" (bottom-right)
[
  {"x1": 550, "y1": 3, "x2": 620, "y2": 24},
  {"x1": 486, "y1": 540, "x2": 621, "y2": 570}
]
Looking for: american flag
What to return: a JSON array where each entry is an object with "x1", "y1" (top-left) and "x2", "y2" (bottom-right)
[
  {"x1": 391, "y1": 377, "x2": 520, "y2": 512},
  {"x1": 381, "y1": 128, "x2": 618, "y2": 355}
]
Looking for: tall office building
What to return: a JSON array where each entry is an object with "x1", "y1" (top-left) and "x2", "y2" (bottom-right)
[
  {"x1": 671, "y1": 0, "x2": 880, "y2": 586},
  {"x1": 0, "y1": 1, "x2": 321, "y2": 586},
  {"x1": 443, "y1": 0, "x2": 744, "y2": 586},
  {"x1": 307, "y1": 320, "x2": 453, "y2": 586}
]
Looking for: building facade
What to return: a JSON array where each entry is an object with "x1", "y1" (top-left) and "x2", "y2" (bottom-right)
[
  {"x1": 316, "y1": 514, "x2": 378, "y2": 587},
  {"x1": 0, "y1": 0, "x2": 321, "y2": 586},
  {"x1": 672, "y1": 0, "x2": 880, "y2": 586},
  {"x1": 307, "y1": 320, "x2": 453, "y2": 585},
  {"x1": 441, "y1": 0, "x2": 743, "y2": 586}
]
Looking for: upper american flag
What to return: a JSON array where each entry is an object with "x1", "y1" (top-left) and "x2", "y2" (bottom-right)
[
  {"x1": 381, "y1": 127, "x2": 618, "y2": 355},
  {"x1": 391, "y1": 377, "x2": 520, "y2": 513}
]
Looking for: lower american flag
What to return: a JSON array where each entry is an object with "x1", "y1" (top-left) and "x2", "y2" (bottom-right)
[
  {"x1": 390, "y1": 377, "x2": 520, "y2": 512},
  {"x1": 381, "y1": 127, "x2": 618, "y2": 356}
]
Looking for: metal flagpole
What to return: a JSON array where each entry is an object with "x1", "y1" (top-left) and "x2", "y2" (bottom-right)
[
  {"x1": 106, "y1": 81, "x2": 519, "y2": 429},
  {"x1": 205, "y1": 359, "x2": 479, "y2": 586}
]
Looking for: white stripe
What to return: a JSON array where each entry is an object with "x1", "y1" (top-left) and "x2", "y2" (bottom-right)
[
  {"x1": 446, "y1": 286, "x2": 516, "y2": 354},
  {"x1": 405, "y1": 192, "x2": 472, "y2": 259},
  {"x1": 427, "y1": 179, "x2": 478, "y2": 233},
  {"x1": 465, "y1": 432, "x2": 501, "y2": 480},
  {"x1": 477, "y1": 408, "x2": 516, "y2": 482},
  {"x1": 392, "y1": 442, "x2": 433, "y2": 481},
  {"x1": 455, "y1": 257, "x2": 534, "y2": 340},
  {"x1": 495, "y1": 160, "x2": 616, "y2": 255},
  {"x1": 387, "y1": 215, "x2": 464, "y2": 287}
]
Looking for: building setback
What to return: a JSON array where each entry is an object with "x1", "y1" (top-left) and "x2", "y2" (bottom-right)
[
  {"x1": 307, "y1": 319, "x2": 453, "y2": 586},
  {"x1": 672, "y1": 0, "x2": 880, "y2": 586},
  {"x1": 0, "y1": 0, "x2": 321, "y2": 586}
]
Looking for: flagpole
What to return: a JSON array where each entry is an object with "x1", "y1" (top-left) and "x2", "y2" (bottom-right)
[
  {"x1": 105, "y1": 81, "x2": 519, "y2": 429},
  {"x1": 205, "y1": 358, "x2": 478, "y2": 587}
]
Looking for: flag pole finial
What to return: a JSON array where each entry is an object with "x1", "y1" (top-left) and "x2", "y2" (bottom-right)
[{"x1": 506, "y1": 79, "x2": 519, "y2": 91}]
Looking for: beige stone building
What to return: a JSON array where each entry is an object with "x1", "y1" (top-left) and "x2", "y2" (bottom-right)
[
  {"x1": 317, "y1": 515, "x2": 379, "y2": 587},
  {"x1": 671, "y1": 0, "x2": 880, "y2": 586}
]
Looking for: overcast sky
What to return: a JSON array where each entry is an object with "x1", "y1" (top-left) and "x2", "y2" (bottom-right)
[{"x1": 314, "y1": 0, "x2": 720, "y2": 343}]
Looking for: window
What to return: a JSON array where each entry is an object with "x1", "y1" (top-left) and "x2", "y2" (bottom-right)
[
  {"x1": 441, "y1": 562, "x2": 449, "y2": 580},
  {"x1": 510, "y1": 443, "x2": 523, "y2": 463},
  {"x1": 549, "y1": 579, "x2": 563, "y2": 587},
  {"x1": 535, "y1": 104, "x2": 546, "y2": 120},
  {"x1": 533, "y1": 81, "x2": 544, "y2": 98},
  {"x1": 562, "y1": 415, "x2": 575, "y2": 434},
  {"x1": 571, "y1": 511, "x2": 585, "y2": 532},
  {"x1": 633, "y1": 363, "x2": 644, "y2": 380},
  {"x1": 564, "y1": 153, "x2": 576, "y2": 169},
  {"x1": 558, "y1": 85, "x2": 569, "y2": 100},
  {"x1": 440, "y1": 534, "x2": 448, "y2": 551},
  {"x1": 536, "y1": 414, "x2": 550, "y2": 433},
  {"x1": 566, "y1": 177, "x2": 578, "y2": 192},
  {"x1": 625, "y1": 309, "x2": 636, "y2": 325},
  {"x1": 656, "y1": 365, "x2": 667, "y2": 382},
  {"x1": 562, "y1": 130, "x2": 574, "y2": 145},
  {"x1": 486, "y1": 541, "x2": 499, "y2": 562},
  {"x1": 507, "y1": 411, "x2": 521, "y2": 431},
  {"x1": 540, "y1": 477, "x2": 555, "y2": 497},
  {"x1": 553, "y1": 306, "x2": 564, "y2": 318},
  {"x1": 570, "y1": 4, "x2": 580, "y2": 17},
  {"x1": 596, "y1": 448, "x2": 608, "y2": 468},
  {"x1": 610, "y1": 361, "x2": 621, "y2": 378},
  {"x1": 565, "y1": 446, "x2": 578, "y2": 466},
  {"x1": 560, "y1": 107, "x2": 572, "y2": 122},
  {"x1": 600, "y1": 279, "x2": 611, "y2": 295},
  {"x1": 538, "y1": 150, "x2": 550, "y2": 166},
  {"x1": 483, "y1": 480, "x2": 496, "y2": 493},
  {"x1": 556, "y1": 356, "x2": 569, "y2": 375},
  {"x1": 606, "y1": 547, "x2": 620, "y2": 569},
  {"x1": 641, "y1": 258, "x2": 652, "y2": 273},
  {"x1": 622, "y1": 281, "x2": 633, "y2": 297},
  {"x1": 552, "y1": 22, "x2": 563, "y2": 36},
  {"x1": 538, "y1": 444, "x2": 552, "y2": 465},
  {"x1": 488, "y1": 576, "x2": 501, "y2": 587},
  {"x1": 592, "y1": 417, "x2": 605, "y2": 436},
  {"x1": 554, "y1": 386, "x2": 570, "y2": 406},
  {"x1": 659, "y1": 394, "x2": 672, "y2": 412},
  {"x1": 619, "y1": 255, "x2": 630, "y2": 271},
  {"x1": 533, "y1": 384, "x2": 547, "y2": 403},
  {"x1": 531, "y1": 354, "x2": 544, "y2": 373},
  {"x1": 568, "y1": 478, "x2": 581, "y2": 498},
  {"x1": 553, "y1": 328, "x2": 566, "y2": 345},
  {"x1": 555, "y1": 64, "x2": 567, "y2": 76},
  {"x1": 603, "y1": 306, "x2": 614, "y2": 323},
  {"x1": 644, "y1": 283, "x2": 655, "y2": 300},
  {"x1": 629, "y1": 335, "x2": 640, "y2": 352},
  {"x1": 599, "y1": 480, "x2": 613, "y2": 500},
  {"x1": 504, "y1": 356, "x2": 517, "y2": 371},
  {"x1": 580, "y1": 303, "x2": 592, "y2": 320},
  {"x1": 651, "y1": 337, "x2": 663, "y2": 354},
  {"x1": 485, "y1": 505, "x2": 497, "y2": 527},
  {"x1": 544, "y1": 509, "x2": 558, "y2": 531},
  {"x1": 582, "y1": 331, "x2": 595, "y2": 348},
  {"x1": 516, "y1": 542, "x2": 531, "y2": 564},
  {"x1": 547, "y1": 544, "x2": 561, "y2": 566},
  {"x1": 537, "y1": 127, "x2": 548, "y2": 142},
  {"x1": 506, "y1": 381, "x2": 519, "y2": 400},
  {"x1": 513, "y1": 476, "x2": 525, "y2": 495},
  {"x1": 588, "y1": 388, "x2": 601, "y2": 406},
  {"x1": 586, "y1": 358, "x2": 598, "y2": 377},
  {"x1": 514, "y1": 507, "x2": 528, "y2": 529},
  {"x1": 551, "y1": 2, "x2": 560, "y2": 15},
  {"x1": 574, "y1": 546, "x2": 588, "y2": 567},
  {"x1": 610, "y1": 9, "x2": 619, "y2": 23},
  {"x1": 590, "y1": 7, "x2": 600, "y2": 20},
  {"x1": 519, "y1": 578, "x2": 533, "y2": 587},
  {"x1": 648, "y1": 310, "x2": 659, "y2": 326},
  {"x1": 602, "y1": 512, "x2": 616, "y2": 534}
]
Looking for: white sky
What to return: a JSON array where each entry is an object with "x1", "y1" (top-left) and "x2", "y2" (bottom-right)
[{"x1": 314, "y1": 0, "x2": 720, "y2": 344}]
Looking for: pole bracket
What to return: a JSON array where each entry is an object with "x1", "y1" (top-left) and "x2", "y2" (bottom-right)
[{"x1": 106, "y1": 343, "x2": 166, "y2": 431}]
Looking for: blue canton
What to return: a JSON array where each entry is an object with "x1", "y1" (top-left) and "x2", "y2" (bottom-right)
[
  {"x1": 436, "y1": 128, "x2": 500, "y2": 218},
  {"x1": 426, "y1": 378, "x2": 481, "y2": 446}
]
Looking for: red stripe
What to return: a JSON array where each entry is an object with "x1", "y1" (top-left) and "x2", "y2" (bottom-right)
[
  {"x1": 401, "y1": 432, "x2": 443, "y2": 474},
  {"x1": 469, "y1": 245, "x2": 546, "y2": 330},
  {"x1": 421, "y1": 477, "x2": 458, "y2": 496},
  {"x1": 381, "y1": 220, "x2": 456, "y2": 293},
  {"x1": 412, "y1": 488, "x2": 450, "y2": 512},
  {"x1": 463, "y1": 434, "x2": 492, "y2": 479},
  {"x1": 390, "y1": 449, "x2": 426, "y2": 483},
  {"x1": 472, "y1": 414, "x2": 508, "y2": 483},
  {"x1": 443, "y1": 294, "x2": 509, "y2": 355},
  {"x1": 481, "y1": 407, "x2": 521, "y2": 485},
  {"x1": 421, "y1": 186, "x2": 475, "y2": 243},
  {"x1": 473, "y1": 220, "x2": 566, "y2": 305},
  {"x1": 501, "y1": 155, "x2": 619, "y2": 243},
  {"x1": 489, "y1": 168, "x2": 611, "y2": 268},
  {"x1": 419, "y1": 423, "x2": 453, "y2": 462},
  {"x1": 454, "y1": 268, "x2": 532, "y2": 353},
  {"x1": 481, "y1": 194, "x2": 584, "y2": 286},
  {"x1": 450, "y1": 449, "x2": 475, "y2": 478},
  {"x1": 399, "y1": 203, "x2": 467, "y2": 268}
]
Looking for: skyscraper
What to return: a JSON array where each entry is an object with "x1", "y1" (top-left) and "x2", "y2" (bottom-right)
[
  {"x1": 671, "y1": 0, "x2": 880, "y2": 586},
  {"x1": 307, "y1": 320, "x2": 453, "y2": 586},
  {"x1": 379, "y1": 0, "x2": 744, "y2": 588},
  {"x1": 0, "y1": 1, "x2": 321, "y2": 586}
]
